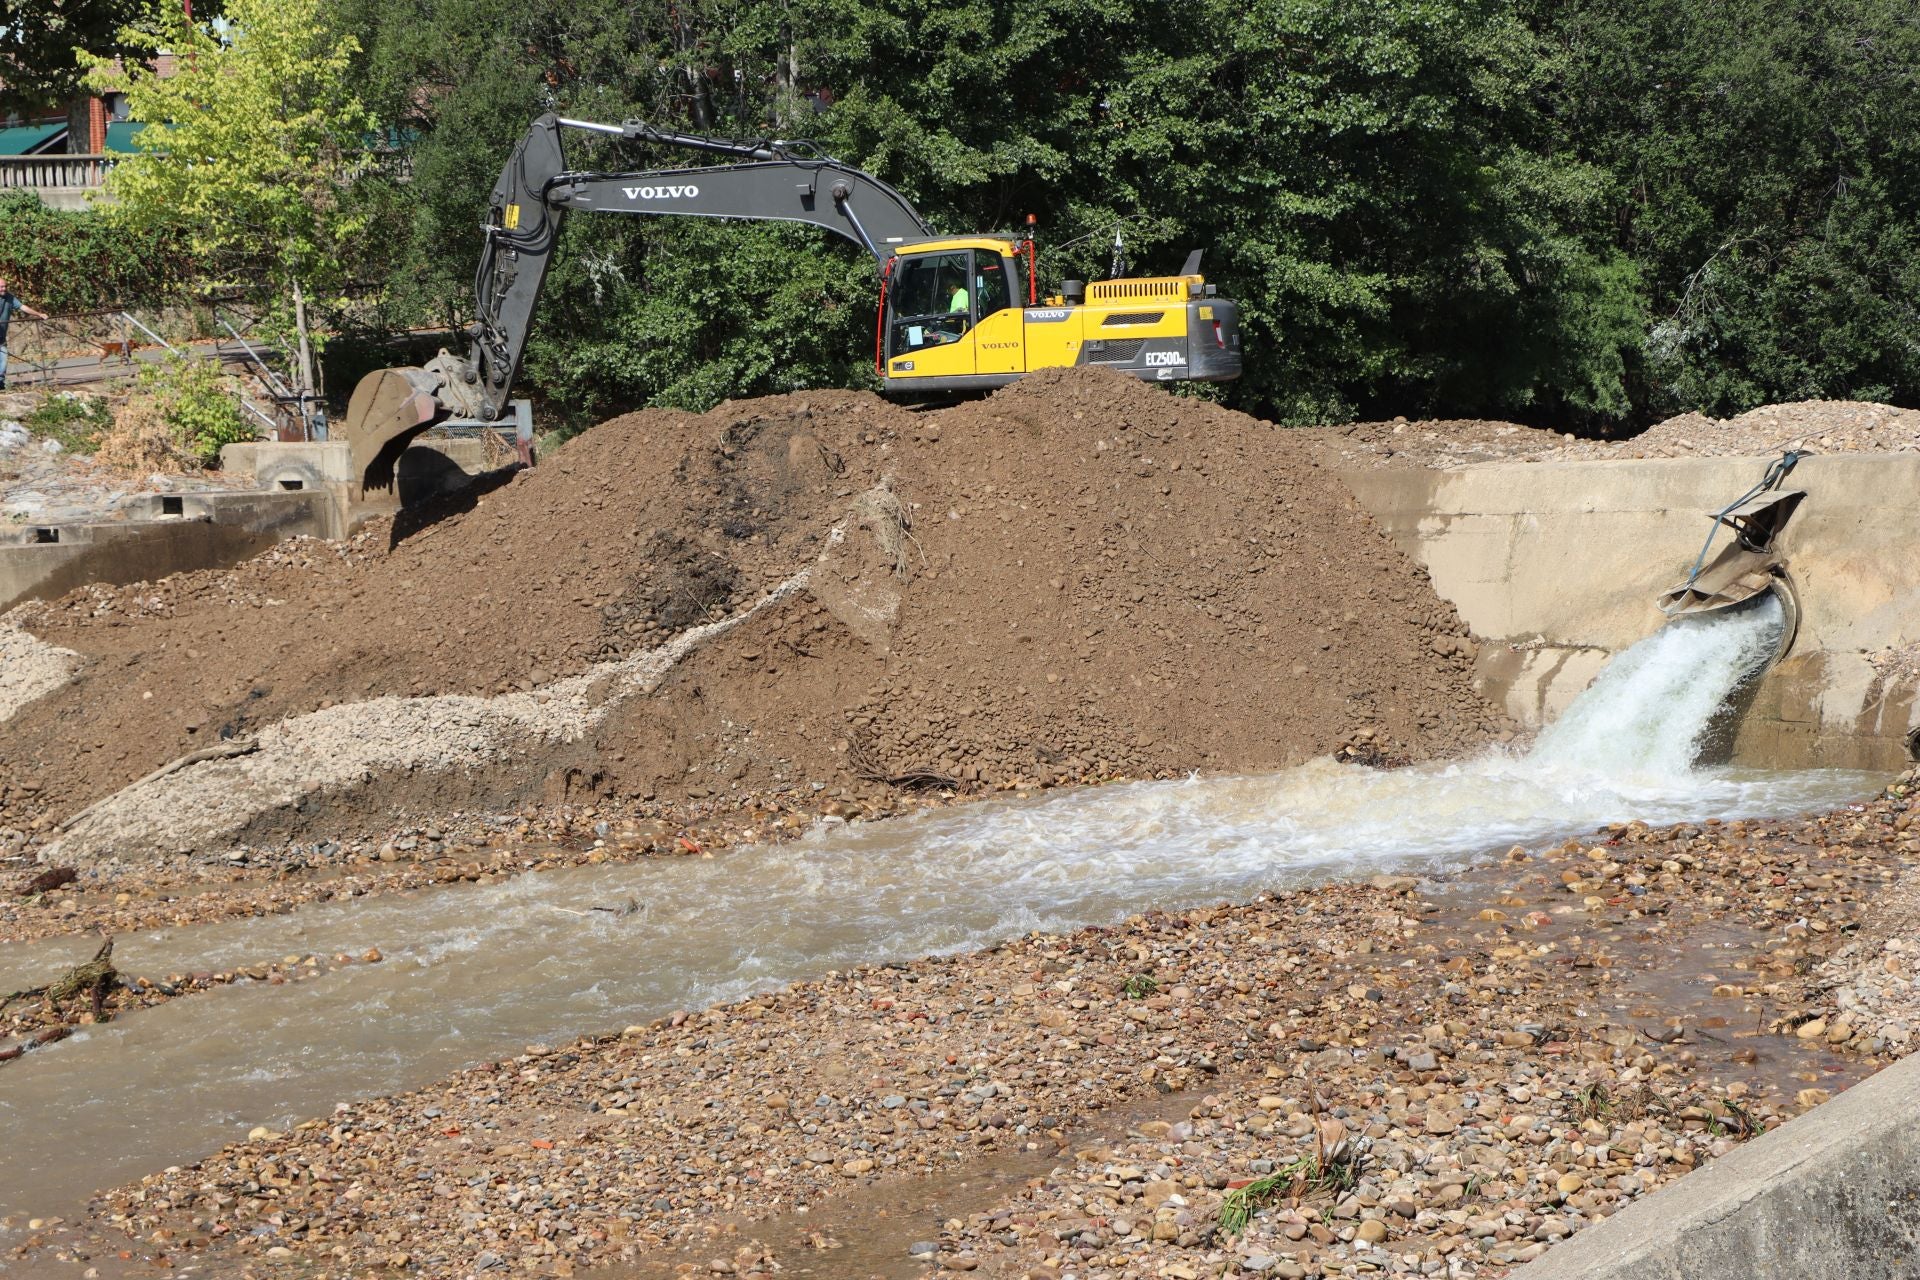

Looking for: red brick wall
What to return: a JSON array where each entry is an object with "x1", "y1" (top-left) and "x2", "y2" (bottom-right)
[{"x1": 61, "y1": 96, "x2": 109, "y2": 154}]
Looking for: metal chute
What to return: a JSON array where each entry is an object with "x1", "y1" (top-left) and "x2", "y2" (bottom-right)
[{"x1": 1658, "y1": 452, "x2": 1809, "y2": 619}]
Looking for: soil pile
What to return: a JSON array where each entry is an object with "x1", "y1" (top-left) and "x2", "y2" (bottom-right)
[
  {"x1": 1316, "y1": 399, "x2": 1920, "y2": 471},
  {"x1": 1588, "y1": 399, "x2": 1920, "y2": 460},
  {"x1": 0, "y1": 367, "x2": 1505, "y2": 846},
  {"x1": 1308, "y1": 417, "x2": 1565, "y2": 470}
]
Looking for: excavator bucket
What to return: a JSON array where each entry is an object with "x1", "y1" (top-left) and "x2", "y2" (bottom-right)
[
  {"x1": 1657, "y1": 490, "x2": 1806, "y2": 618},
  {"x1": 1657, "y1": 555, "x2": 1781, "y2": 617},
  {"x1": 338, "y1": 366, "x2": 447, "y2": 494}
]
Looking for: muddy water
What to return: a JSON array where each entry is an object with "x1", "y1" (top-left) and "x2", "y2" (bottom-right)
[{"x1": 0, "y1": 595, "x2": 1885, "y2": 1224}]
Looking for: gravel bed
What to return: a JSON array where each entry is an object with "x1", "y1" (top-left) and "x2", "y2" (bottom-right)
[
  {"x1": 1804, "y1": 769, "x2": 1920, "y2": 1054},
  {"x1": 16, "y1": 771, "x2": 1912, "y2": 1279},
  {"x1": 0, "y1": 617, "x2": 78, "y2": 726}
]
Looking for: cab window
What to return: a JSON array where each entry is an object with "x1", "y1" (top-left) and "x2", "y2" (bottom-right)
[
  {"x1": 889, "y1": 251, "x2": 974, "y2": 353},
  {"x1": 976, "y1": 254, "x2": 1013, "y2": 318}
]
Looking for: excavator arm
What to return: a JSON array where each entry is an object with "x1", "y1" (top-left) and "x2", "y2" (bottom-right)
[{"x1": 341, "y1": 113, "x2": 932, "y2": 492}]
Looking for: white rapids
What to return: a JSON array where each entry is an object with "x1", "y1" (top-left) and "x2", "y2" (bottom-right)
[{"x1": 0, "y1": 593, "x2": 1882, "y2": 1224}]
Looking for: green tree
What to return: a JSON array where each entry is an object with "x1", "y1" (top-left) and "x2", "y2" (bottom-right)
[
  {"x1": 1525, "y1": 0, "x2": 1920, "y2": 415},
  {"x1": 83, "y1": 0, "x2": 376, "y2": 403},
  {"x1": 0, "y1": 0, "x2": 151, "y2": 117}
]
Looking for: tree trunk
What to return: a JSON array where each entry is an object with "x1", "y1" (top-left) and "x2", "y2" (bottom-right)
[
  {"x1": 291, "y1": 275, "x2": 315, "y2": 441},
  {"x1": 777, "y1": 3, "x2": 797, "y2": 128}
]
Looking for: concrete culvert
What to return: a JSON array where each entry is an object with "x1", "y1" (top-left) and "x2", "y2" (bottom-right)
[
  {"x1": 1906, "y1": 725, "x2": 1920, "y2": 763},
  {"x1": 1761, "y1": 571, "x2": 1801, "y2": 667}
]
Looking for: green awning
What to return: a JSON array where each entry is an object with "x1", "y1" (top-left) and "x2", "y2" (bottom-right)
[
  {"x1": 0, "y1": 124, "x2": 65, "y2": 156},
  {"x1": 104, "y1": 122, "x2": 150, "y2": 153}
]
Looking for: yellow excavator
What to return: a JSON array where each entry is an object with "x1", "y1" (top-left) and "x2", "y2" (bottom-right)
[{"x1": 340, "y1": 113, "x2": 1243, "y2": 490}]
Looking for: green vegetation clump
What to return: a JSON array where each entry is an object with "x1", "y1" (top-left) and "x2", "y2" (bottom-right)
[
  {"x1": 134, "y1": 357, "x2": 253, "y2": 465},
  {"x1": 1218, "y1": 1142, "x2": 1368, "y2": 1236},
  {"x1": 23, "y1": 394, "x2": 113, "y2": 455},
  {"x1": 0, "y1": 193, "x2": 197, "y2": 313}
]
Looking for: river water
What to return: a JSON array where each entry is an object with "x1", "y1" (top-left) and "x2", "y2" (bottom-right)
[{"x1": 0, "y1": 595, "x2": 1884, "y2": 1222}]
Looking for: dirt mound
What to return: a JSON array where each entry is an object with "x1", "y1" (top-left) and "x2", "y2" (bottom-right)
[
  {"x1": 1587, "y1": 399, "x2": 1920, "y2": 460},
  {"x1": 1, "y1": 368, "x2": 1507, "y2": 845},
  {"x1": 1306, "y1": 400, "x2": 1920, "y2": 472},
  {"x1": 1306, "y1": 417, "x2": 1565, "y2": 470}
]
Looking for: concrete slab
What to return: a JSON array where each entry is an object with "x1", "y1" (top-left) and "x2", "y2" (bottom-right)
[
  {"x1": 2, "y1": 438, "x2": 508, "y2": 610},
  {"x1": 0, "y1": 490, "x2": 327, "y2": 611},
  {"x1": 1521, "y1": 1054, "x2": 1920, "y2": 1278},
  {"x1": 220, "y1": 435, "x2": 504, "y2": 535},
  {"x1": 1342, "y1": 453, "x2": 1920, "y2": 770}
]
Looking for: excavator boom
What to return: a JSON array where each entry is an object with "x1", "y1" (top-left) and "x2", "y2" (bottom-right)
[{"x1": 340, "y1": 113, "x2": 933, "y2": 493}]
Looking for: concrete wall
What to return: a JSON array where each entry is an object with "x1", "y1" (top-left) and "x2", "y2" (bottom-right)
[
  {"x1": 32, "y1": 188, "x2": 98, "y2": 213},
  {"x1": 1, "y1": 438, "x2": 505, "y2": 612},
  {"x1": 0, "y1": 490, "x2": 327, "y2": 612},
  {"x1": 221, "y1": 435, "x2": 501, "y2": 535},
  {"x1": 1521, "y1": 1052, "x2": 1920, "y2": 1278},
  {"x1": 1342, "y1": 453, "x2": 1920, "y2": 771}
]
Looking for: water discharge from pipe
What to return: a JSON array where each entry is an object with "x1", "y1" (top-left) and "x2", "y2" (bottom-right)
[
  {"x1": 0, "y1": 594, "x2": 1880, "y2": 1223},
  {"x1": 1529, "y1": 591, "x2": 1787, "y2": 775}
]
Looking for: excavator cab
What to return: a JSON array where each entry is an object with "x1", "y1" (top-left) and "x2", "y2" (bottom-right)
[
  {"x1": 884, "y1": 242, "x2": 1026, "y2": 372},
  {"x1": 879, "y1": 238, "x2": 1243, "y2": 398}
]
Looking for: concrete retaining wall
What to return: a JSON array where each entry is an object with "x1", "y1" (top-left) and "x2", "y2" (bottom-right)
[
  {"x1": 2, "y1": 438, "x2": 507, "y2": 612},
  {"x1": 1522, "y1": 1053, "x2": 1920, "y2": 1278},
  {"x1": 0, "y1": 490, "x2": 325, "y2": 611},
  {"x1": 1342, "y1": 453, "x2": 1920, "y2": 771},
  {"x1": 220, "y1": 435, "x2": 501, "y2": 534}
]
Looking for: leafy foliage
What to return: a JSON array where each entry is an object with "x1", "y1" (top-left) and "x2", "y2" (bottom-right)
[
  {"x1": 135, "y1": 355, "x2": 253, "y2": 463},
  {"x1": 0, "y1": 0, "x2": 164, "y2": 117},
  {"x1": 83, "y1": 0, "x2": 377, "y2": 388},
  {"x1": 0, "y1": 193, "x2": 198, "y2": 313},
  {"x1": 1526, "y1": 0, "x2": 1920, "y2": 417},
  {"x1": 23, "y1": 392, "x2": 112, "y2": 455}
]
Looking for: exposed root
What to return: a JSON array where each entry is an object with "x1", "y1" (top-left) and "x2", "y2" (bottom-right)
[
  {"x1": 847, "y1": 732, "x2": 962, "y2": 792},
  {"x1": 851, "y1": 477, "x2": 918, "y2": 577},
  {"x1": 2, "y1": 936, "x2": 118, "y2": 1021}
]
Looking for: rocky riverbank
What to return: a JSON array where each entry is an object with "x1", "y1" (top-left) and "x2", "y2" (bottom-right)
[{"x1": 10, "y1": 767, "x2": 1909, "y2": 1280}]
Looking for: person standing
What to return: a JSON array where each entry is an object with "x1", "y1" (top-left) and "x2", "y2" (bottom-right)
[{"x1": 0, "y1": 278, "x2": 49, "y2": 390}]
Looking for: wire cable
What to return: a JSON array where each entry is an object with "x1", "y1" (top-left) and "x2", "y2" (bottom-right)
[{"x1": 1673, "y1": 448, "x2": 1810, "y2": 603}]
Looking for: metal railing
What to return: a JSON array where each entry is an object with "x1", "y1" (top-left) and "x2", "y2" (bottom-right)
[
  {"x1": 7, "y1": 308, "x2": 299, "y2": 436},
  {"x1": 0, "y1": 154, "x2": 107, "y2": 190}
]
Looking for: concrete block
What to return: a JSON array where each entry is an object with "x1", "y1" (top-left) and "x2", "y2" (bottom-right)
[
  {"x1": 1522, "y1": 1054, "x2": 1920, "y2": 1279},
  {"x1": 0, "y1": 490, "x2": 330, "y2": 611},
  {"x1": 1342, "y1": 453, "x2": 1920, "y2": 769}
]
